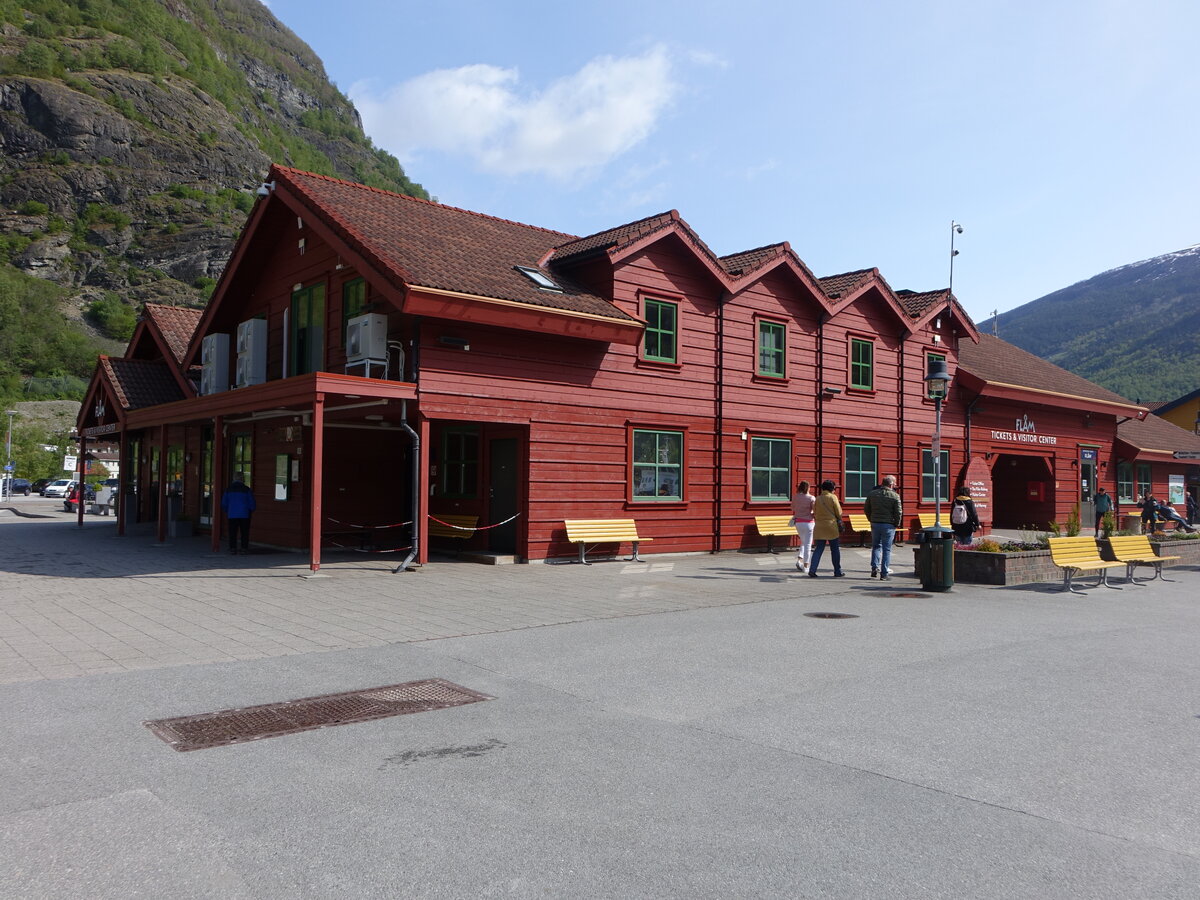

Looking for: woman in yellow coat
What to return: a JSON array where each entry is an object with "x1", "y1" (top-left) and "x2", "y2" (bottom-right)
[{"x1": 809, "y1": 480, "x2": 845, "y2": 578}]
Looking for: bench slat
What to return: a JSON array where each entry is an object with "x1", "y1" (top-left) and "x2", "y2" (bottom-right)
[{"x1": 755, "y1": 515, "x2": 795, "y2": 536}]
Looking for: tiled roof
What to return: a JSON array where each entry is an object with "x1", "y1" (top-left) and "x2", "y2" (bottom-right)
[
  {"x1": 273, "y1": 167, "x2": 637, "y2": 323},
  {"x1": 547, "y1": 212, "x2": 678, "y2": 264},
  {"x1": 895, "y1": 288, "x2": 948, "y2": 318},
  {"x1": 1117, "y1": 412, "x2": 1200, "y2": 453},
  {"x1": 958, "y1": 334, "x2": 1135, "y2": 406},
  {"x1": 143, "y1": 303, "x2": 203, "y2": 365},
  {"x1": 1143, "y1": 401, "x2": 1169, "y2": 412},
  {"x1": 817, "y1": 269, "x2": 875, "y2": 301},
  {"x1": 719, "y1": 243, "x2": 788, "y2": 277},
  {"x1": 100, "y1": 357, "x2": 186, "y2": 410}
]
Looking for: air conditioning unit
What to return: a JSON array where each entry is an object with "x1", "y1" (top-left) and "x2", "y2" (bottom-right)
[
  {"x1": 200, "y1": 333, "x2": 229, "y2": 395},
  {"x1": 235, "y1": 318, "x2": 267, "y2": 388},
  {"x1": 346, "y1": 313, "x2": 387, "y2": 363}
]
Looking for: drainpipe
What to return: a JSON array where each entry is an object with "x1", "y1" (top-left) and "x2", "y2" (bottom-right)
[
  {"x1": 816, "y1": 315, "x2": 827, "y2": 482},
  {"x1": 898, "y1": 332, "x2": 906, "y2": 492},
  {"x1": 713, "y1": 291, "x2": 728, "y2": 553},
  {"x1": 393, "y1": 401, "x2": 421, "y2": 573}
]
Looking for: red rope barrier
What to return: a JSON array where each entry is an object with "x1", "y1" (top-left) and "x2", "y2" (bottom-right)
[{"x1": 427, "y1": 513, "x2": 520, "y2": 532}]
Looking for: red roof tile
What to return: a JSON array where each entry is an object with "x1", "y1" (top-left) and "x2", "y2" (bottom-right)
[
  {"x1": 719, "y1": 243, "x2": 788, "y2": 277},
  {"x1": 958, "y1": 334, "x2": 1135, "y2": 406},
  {"x1": 101, "y1": 357, "x2": 186, "y2": 410},
  {"x1": 1118, "y1": 412, "x2": 1200, "y2": 453},
  {"x1": 817, "y1": 269, "x2": 875, "y2": 301},
  {"x1": 143, "y1": 303, "x2": 203, "y2": 365},
  {"x1": 548, "y1": 211, "x2": 678, "y2": 263},
  {"x1": 273, "y1": 167, "x2": 636, "y2": 323}
]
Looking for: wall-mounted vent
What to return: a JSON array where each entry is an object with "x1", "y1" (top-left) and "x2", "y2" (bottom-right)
[
  {"x1": 200, "y1": 333, "x2": 229, "y2": 395},
  {"x1": 235, "y1": 319, "x2": 267, "y2": 388}
]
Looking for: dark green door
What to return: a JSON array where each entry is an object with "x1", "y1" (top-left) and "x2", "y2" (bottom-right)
[{"x1": 488, "y1": 438, "x2": 517, "y2": 553}]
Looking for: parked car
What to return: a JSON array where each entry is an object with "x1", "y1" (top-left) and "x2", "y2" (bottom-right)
[
  {"x1": 2, "y1": 477, "x2": 32, "y2": 496},
  {"x1": 63, "y1": 483, "x2": 97, "y2": 513},
  {"x1": 43, "y1": 479, "x2": 75, "y2": 498},
  {"x1": 32, "y1": 478, "x2": 51, "y2": 494}
]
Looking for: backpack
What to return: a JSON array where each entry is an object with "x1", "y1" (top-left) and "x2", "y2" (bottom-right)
[{"x1": 950, "y1": 501, "x2": 968, "y2": 525}]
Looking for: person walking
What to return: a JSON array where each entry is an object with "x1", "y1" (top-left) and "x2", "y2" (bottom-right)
[
  {"x1": 1093, "y1": 486, "x2": 1114, "y2": 535},
  {"x1": 1187, "y1": 491, "x2": 1197, "y2": 526},
  {"x1": 949, "y1": 486, "x2": 981, "y2": 545},
  {"x1": 221, "y1": 472, "x2": 256, "y2": 554},
  {"x1": 864, "y1": 475, "x2": 902, "y2": 579},
  {"x1": 790, "y1": 480, "x2": 816, "y2": 573},
  {"x1": 808, "y1": 480, "x2": 845, "y2": 578}
]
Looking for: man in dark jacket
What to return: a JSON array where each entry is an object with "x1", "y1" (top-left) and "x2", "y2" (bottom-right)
[
  {"x1": 221, "y1": 472, "x2": 256, "y2": 554},
  {"x1": 864, "y1": 475, "x2": 902, "y2": 580},
  {"x1": 1093, "y1": 487, "x2": 1114, "y2": 535}
]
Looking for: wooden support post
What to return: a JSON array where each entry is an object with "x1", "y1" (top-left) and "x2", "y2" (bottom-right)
[
  {"x1": 156, "y1": 424, "x2": 167, "y2": 544},
  {"x1": 309, "y1": 395, "x2": 324, "y2": 572},
  {"x1": 211, "y1": 416, "x2": 224, "y2": 553},
  {"x1": 76, "y1": 436, "x2": 87, "y2": 528}
]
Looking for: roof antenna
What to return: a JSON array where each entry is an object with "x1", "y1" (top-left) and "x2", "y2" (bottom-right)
[{"x1": 991, "y1": 309, "x2": 998, "y2": 336}]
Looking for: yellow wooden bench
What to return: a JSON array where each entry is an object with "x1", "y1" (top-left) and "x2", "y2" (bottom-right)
[
  {"x1": 428, "y1": 514, "x2": 479, "y2": 540},
  {"x1": 1105, "y1": 534, "x2": 1180, "y2": 584},
  {"x1": 564, "y1": 518, "x2": 652, "y2": 565},
  {"x1": 847, "y1": 513, "x2": 907, "y2": 546},
  {"x1": 1048, "y1": 536, "x2": 1126, "y2": 593},
  {"x1": 755, "y1": 515, "x2": 796, "y2": 553}
]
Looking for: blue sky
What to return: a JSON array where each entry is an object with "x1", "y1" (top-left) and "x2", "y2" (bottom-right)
[{"x1": 268, "y1": 0, "x2": 1199, "y2": 325}]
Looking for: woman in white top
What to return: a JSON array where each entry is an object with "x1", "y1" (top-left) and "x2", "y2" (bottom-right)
[{"x1": 790, "y1": 480, "x2": 816, "y2": 572}]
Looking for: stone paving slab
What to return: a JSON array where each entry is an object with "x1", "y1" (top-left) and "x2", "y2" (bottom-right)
[{"x1": 3, "y1": 501, "x2": 885, "y2": 685}]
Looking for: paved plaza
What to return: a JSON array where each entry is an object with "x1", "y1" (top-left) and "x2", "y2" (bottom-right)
[{"x1": 2, "y1": 496, "x2": 1199, "y2": 897}]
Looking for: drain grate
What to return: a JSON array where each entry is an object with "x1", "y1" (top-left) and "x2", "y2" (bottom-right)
[
  {"x1": 804, "y1": 612, "x2": 859, "y2": 619},
  {"x1": 145, "y1": 679, "x2": 493, "y2": 752}
]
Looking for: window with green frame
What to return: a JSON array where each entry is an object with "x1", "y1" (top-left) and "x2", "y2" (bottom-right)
[
  {"x1": 1136, "y1": 462, "x2": 1151, "y2": 500},
  {"x1": 1116, "y1": 461, "x2": 1133, "y2": 503},
  {"x1": 844, "y1": 444, "x2": 878, "y2": 501},
  {"x1": 927, "y1": 351, "x2": 946, "y2": 376},
  {"x1": 757, "y1": 321, "x2": 785, "y2": 378},
  {"x1": 750, "y1": 437, "x2": 791, "y2": 500},
  {"x1": 441, "y1": 429, "x2": 479, "y2": 498},
  {"x1": 231, "y1": 433, "x2": 252, "y2": 487},
  {"x1": 643, "y1": 298, "x2": 677, "y2": 363},
  {"x1": 291, "y1": 283, "x2": 325, "y2": 375},
  {"x1": 342, "y1": 278, "x2": 366, "y2": 337},
  {"x1": 921, "y1": 449, "x2": 950, "y2": 501},
  {"x1": 850, "y1": 338, "x2": 873, "y2": 390},
  {"x1": 632, "y1": 429, "x2": 682, "y2": 500}
]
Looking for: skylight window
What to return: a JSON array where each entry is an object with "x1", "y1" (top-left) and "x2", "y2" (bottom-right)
[{"x1": 514, "y1": 266, "x2": 562, "y2": 292}]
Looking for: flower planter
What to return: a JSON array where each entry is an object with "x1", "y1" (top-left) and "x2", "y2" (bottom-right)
[{"x1": 912, "y1": 547, "x2": 1059, "y2": 586}]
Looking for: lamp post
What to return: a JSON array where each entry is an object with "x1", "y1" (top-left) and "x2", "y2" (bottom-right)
[
  {"x1": 925, "y1": 360, "x2": 953, "y2": 526},
  {"x1": 4, "y1": 409, "x2": 15, "y2": 501}
]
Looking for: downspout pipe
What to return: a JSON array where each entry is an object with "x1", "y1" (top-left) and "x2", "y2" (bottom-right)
[
  {"x1": 394, "y1": 399, "x2": 420, "y2": 573},
  {"x1": 713, "y1": 290, "x2": 729, "y2": 554},
  {"x1": 816, "y1": 314, "x2": 827, "y2": 482}
]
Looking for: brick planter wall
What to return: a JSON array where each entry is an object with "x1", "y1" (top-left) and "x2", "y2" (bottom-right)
[{"x1": 911, "y1": 547, "x2": 1059, "y2": 586}]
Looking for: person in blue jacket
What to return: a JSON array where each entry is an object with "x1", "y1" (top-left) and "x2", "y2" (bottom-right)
[{"x1": 221, "y1": 472, "x2": 256, "y2": 554}]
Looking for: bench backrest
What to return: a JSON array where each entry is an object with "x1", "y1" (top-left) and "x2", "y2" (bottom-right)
[
  {"x1": 1106, "y1": 534, "x2": 1155, "y2": 558},
  {"x1": 565, "y1": 518, "x2": 643, "y2": 543},
  {"x1": 1048, "y1": 536, "x2": 1103, "y2": 565},
  {"x1": 428, "y1": 514, "x2": 479, "y2": 538},
  {"x1": 755, "y1": 515, "x2": 795, "y2": 534},
  {"x1": 917, "y1": 513, "x2": 940, "y2": 529}
]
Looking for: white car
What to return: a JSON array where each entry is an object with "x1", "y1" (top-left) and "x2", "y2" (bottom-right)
[{"x1": 43, "y1": 479, "x2": 75, "y2": 498}]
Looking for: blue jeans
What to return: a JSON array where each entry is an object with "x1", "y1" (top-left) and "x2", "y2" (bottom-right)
[
  {"x1": 810, "y1": 538, "x2": 842, "y2": 575},
  {"x1": 870, "y1": 523, "x2": 896, "y2": 573}
]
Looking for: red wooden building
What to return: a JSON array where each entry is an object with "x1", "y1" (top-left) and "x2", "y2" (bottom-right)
[{"x1": 77, "y1": 166, "x2": 1200, "y2": 569}]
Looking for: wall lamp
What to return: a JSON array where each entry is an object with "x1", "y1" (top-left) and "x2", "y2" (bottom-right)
[
  {"x1": 438, "y1": 336, "x2": 471, "y2": 351},
  {"x1": 821, "y1": 386, "x2": 841, "y2": 397},
  {"x1": 256, "y1": 181, "x2": 276, "y2": 196}
]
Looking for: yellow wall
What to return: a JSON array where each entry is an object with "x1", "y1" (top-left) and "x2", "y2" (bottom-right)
[{"x1": 1159, "y1": 397, "x2": 1200, "y2": 434}]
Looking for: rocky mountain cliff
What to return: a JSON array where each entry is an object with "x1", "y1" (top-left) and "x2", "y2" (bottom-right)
[
  {"x1": 990, "y1": 245, "x2": 1200, "y2": 404},
  {"x1": 0, "y1": 0, "x2": 425, "y2": 399}
]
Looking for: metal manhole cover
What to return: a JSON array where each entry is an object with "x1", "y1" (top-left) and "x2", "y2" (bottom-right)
[
  {"x1": 889, "y1": 592, "x2": 933, "y2": 598},
  {"x1": 145, "y1": 678, "x2": 493, "y2": 752},
  {"x1": 804, "y1": 612, "x2": 859, "y2": 619}
]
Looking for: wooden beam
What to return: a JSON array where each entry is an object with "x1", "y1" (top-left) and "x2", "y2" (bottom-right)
[{"x1": 309, "y1": 394, "x2": 325, "y2": 572}]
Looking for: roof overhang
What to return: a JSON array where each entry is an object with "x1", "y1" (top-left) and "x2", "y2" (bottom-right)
[
  {"x1": 957, "y1": 370, "x2": 1147, "y2": 419},
  {"x1": 404, "y1": 286, "x2": 644, "y2": 345},
  {"x1": 122, "y1": 372, "x2": 417, "y2": 429}
]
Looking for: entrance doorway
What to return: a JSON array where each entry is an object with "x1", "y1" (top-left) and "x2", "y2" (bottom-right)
[
  {"x1": 1079, "y1": 448, "x2": 1098, "y2": 532},
  {"x1": 488, "y1": 437, "x2": 518, "y2": 553},
  {"x1": 990, "y1": 454, "x2": 1054, "y2": 529}
]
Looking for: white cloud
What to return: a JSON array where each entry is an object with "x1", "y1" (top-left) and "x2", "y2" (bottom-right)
[{"x1": 351, "y1": 46, "x2": 676, "y2": 180}]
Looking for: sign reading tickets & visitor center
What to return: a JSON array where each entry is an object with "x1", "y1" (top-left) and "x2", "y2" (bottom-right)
[{"x1": 991, "y1": 415, "x2": 1057, "y2": 445}]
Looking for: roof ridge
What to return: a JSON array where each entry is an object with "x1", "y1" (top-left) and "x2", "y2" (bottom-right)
[
  {"x1": 272, "y1": 165, "x2": 578, "y2": 240},
  {"x1": 718, "y1": 241, "x2": 788, "y2": 261}
]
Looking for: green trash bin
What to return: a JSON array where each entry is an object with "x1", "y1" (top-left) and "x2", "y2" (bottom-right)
[{"x1": 918, "y1": 525, "x2": 955, "y2": 592}]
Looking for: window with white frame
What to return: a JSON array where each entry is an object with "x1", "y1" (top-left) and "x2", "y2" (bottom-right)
[{"x1": 750, "y1": 437, "x2": 791, "y2": 500}]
